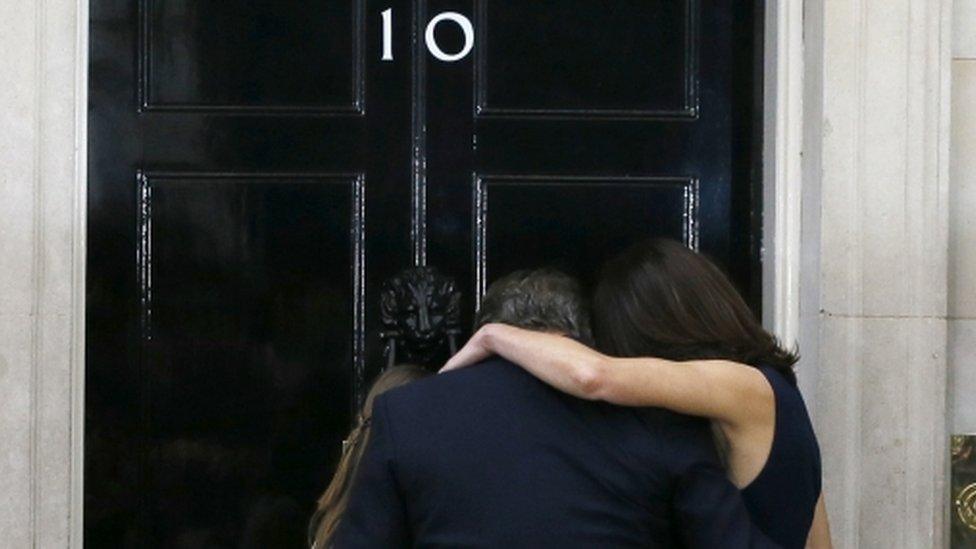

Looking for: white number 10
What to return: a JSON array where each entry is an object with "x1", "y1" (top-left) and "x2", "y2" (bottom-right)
[{"x1": 381, "y1": 8, "x2": 475, "y2": 62}]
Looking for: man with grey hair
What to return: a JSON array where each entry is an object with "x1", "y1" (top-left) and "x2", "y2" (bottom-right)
[
  {"x1": 336, "y1": 269, "x2": 775, "y2": 548},
  {"x1": 473, "y1": 268, "x2": 593, "y2": 345}
]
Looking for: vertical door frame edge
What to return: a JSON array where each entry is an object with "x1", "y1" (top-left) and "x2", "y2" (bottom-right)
[
  {"x1": 762, "y1": 0, "x2": 804, "y2": 351},
  {"x1": 70, "y1": 0, "x2": 89, "y2": 545}
]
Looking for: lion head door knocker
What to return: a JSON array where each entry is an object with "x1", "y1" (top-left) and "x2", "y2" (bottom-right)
[{"x1": 379, "y1": 266, "x2": 462, "y2": 369}]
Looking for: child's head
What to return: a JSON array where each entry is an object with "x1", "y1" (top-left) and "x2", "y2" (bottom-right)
[{"x1": 309, "y1": 364, "x2": 431, "y2": 547}]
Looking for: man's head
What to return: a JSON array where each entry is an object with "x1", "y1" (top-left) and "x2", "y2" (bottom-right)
[{"x1": 474, "y1": 269, "x2": 593, "y2": 345}]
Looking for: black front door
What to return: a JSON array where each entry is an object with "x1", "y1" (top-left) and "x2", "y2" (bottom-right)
[{"x1": 87, "y1": 1, "x2": 762, "y2": 546}]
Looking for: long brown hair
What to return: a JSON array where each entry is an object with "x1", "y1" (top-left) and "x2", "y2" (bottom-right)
[
  {"x1": 308, "y1": 364, "x2": 430, "y2": 548},
  {"x1": 593, "y1": 238, "x2": 798, "y2": 385}
]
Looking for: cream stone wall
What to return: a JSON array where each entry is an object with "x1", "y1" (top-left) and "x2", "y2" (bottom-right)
[
  {"x1": 0, "y1": 0, "x2": 86, "y2": 546},
  {"x1": 799, "y1": 0, "x2": 952, "y2": 546},
  {"x1": 951, "y1": 0, "x2": 976, "y2": 437}
]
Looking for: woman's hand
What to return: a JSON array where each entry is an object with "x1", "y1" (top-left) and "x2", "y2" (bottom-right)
[{"x1": 440, "y1": 325, "x2": 497, "y2": 373}]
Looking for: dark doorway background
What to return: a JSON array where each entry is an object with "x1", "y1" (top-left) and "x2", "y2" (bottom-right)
[{"x1": 86, "y1": 1, "x2": 764, "y2": 546}]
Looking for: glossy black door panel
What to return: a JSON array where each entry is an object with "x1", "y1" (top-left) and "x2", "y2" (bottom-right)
[
  {"x1": 426, "y1": 0, "x2": 761, "y2": 318},
  {"x1": 139, "y1": 173, "x2": 360, "y2": 546},
  {"x1": 474, "y1": 176, "x2": 698, "y2": 304},
  {"x1": 476, "y1": 0, "x2": 695, "y2": 117},
  {"x1": 144, "y1": 0, "x2": 363, "y2": 112},
  {"x1": 88, "y1": 0, "x2": 763, "y2": 545},
  {"x1": 89, "y1": 0, "x2": 413, "y2": 545}
]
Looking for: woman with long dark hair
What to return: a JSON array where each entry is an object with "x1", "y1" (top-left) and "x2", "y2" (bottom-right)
[
  {"x1": 308, "y1": 364, "x2": 430, "y2": 549},
  {"x1": 442, "y1": 238, "x2": 831, "y2": 548}
]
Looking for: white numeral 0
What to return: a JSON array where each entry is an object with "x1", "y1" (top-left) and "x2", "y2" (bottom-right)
[
  {"x1": 425, "y1": 12, "x2": 474, "y2": 62},
  {"x1": 381, "y1": 9, "x2": 474, "y2": 62}
]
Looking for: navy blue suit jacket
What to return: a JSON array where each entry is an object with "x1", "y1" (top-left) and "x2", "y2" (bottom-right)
[{"x1": 334, "y1": 358, "x2": 778, "y2": 548}]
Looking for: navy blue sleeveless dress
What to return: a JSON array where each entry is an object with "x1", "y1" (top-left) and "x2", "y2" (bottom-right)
[{"x1": 740, "y1": 366, "x2": 822, "y2": 549}]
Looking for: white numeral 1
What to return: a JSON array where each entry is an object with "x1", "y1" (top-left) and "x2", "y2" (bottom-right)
[{"x1": 381, "y1": 8, "x2": 394, "y2": 61}]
